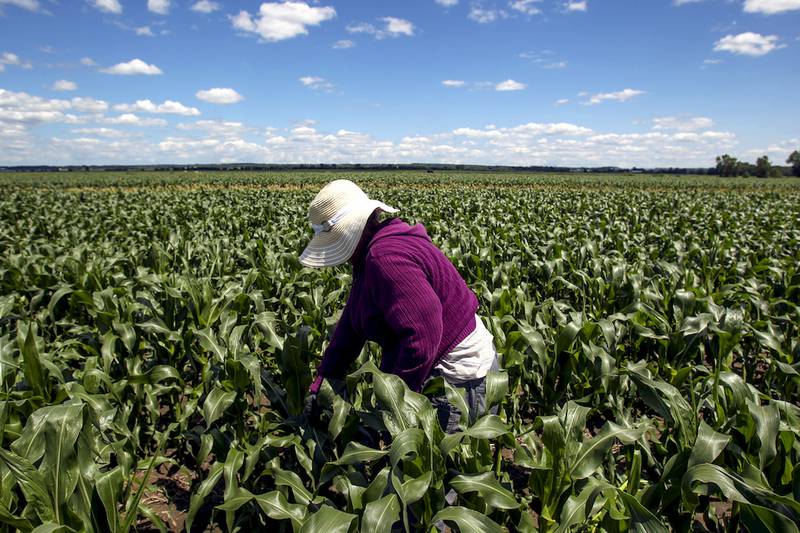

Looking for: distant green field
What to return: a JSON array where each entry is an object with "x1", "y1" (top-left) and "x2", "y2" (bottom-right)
[
  {"x1": 0, "y1": 171, "x2": 798, "y2": 531},
  {"x1": 2, "y1": 169, "x2": 800, "y2": 190}
]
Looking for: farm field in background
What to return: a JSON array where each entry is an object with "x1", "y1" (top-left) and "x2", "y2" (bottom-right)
[{"x1": 0, "y1": 171, "x2": 798, "y2": 532}]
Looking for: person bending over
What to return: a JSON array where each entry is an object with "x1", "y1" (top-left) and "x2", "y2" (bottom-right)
[{"x1": 300, "y1": 179, "x2": 499, "y2": 433}]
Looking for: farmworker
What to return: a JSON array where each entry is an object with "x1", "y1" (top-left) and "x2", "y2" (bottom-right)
[{"x1": 299, "y1": 179, "x2": 500, "y2": 433}]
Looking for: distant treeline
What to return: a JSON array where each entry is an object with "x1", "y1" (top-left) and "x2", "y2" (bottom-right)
[{"x1": 0, "y1": 163, "x2": 753, "y2": 174}]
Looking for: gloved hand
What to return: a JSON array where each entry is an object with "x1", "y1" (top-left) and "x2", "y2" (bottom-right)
[{"x1": 303, "y1": 392, "x2": 320, "y2": 421}]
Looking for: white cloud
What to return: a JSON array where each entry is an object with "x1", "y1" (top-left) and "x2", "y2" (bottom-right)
[
  {"x1": 176, "y1": 120, "x2": 255, "y2": 138},
  {"x1": 135, "y1": 26, "x2": 154, "y2": 36},
  {"x1": 80, "y1": 57, "x2": 97, "y2": 67},
  {"x1": 0, "y1": 89, "x2": 107, "y2": 126},
  {"x1": 89, "y1": 0, "x2": 122, "y2": 14},
  {"x1": 114, "y1": 99, "x2": 200, "y2": 116},
  {"x1": 71, "y1": 127, "x2": 129, "y2": 138},
  {"x1": 674, "y1": 0, "x2": 705, "y2": 5},
  {"x1": 104, "y1": 113, "x2": 168, "y2": 127},
  {"x1": 0, "y1": 103, "x2": 747, "y2": 167},
  {"x1": 52, "y1": 80, "x2": 77, "y2": 91},
  {"x1": 585, "y1": 88, "x2": 645, "y2": 105},
  {"x1": 333, "y1": 39, "x2": 355, "y2": 49},
  {"x1": 468, "y1": 6, "x2": 501, "y2": 22},
  {"x1": 1, "y1": 52, "x2": 32, "y2": 69},
  {"x1": 714, "y1": 32, "x2": 784, "y2": 56},
  {"x1": 442, "y1": 79, "x2": 466, "y2": 87},
  {"x1": 299, "y1": 76, "x2": 334, "y2": 91},
  {"x1": 100, "y1": 59, "x2": 163, "y2": 75},
  {"x1": 196, "y1": 87, "x2": 243, "y2": 104},
  {"x1": 0, "y1": 89, "x2": 72, "y2": 124},
  {"x1": 346, "y1": 17, "x2": 415, "y2": 39},
  {"x1": 555, "y1": 98, "x2": 569, "y2": 105},
  {"x1": 147, "y1": 0, "x2": 170, "y2": 15},
  {"x1": 436, "y1": 0, "x2": 459, "y2": 6},
  {"x1": 520, "y1": 50, "x2": 568, "y2": 69},
  {"x1": 744, "y1": 137, "x2": 800, "y2": 158},
  {"x1": 495, "y1": 79, "x2": 526, "y2": 91},
  {"x1": 191, "y1": 0, "x2": 219, "y2": 13},
  {"x1": 70, "y1": 97, "x2": 109, "y2": 113},
  {"x1": 744, "y1": 0, "x2": 800, "y2": 14},
  {"x1": 564, "y1": 1, "x2": 587, "y2": 11},
  {"x1": 230, "y1": 2, "x2": 336, "y2": 42},
  {"x1": 0, "y1": 0, "x2": 41, "y2": 12},
  {"x1": 383, "y1": 17, "x2": 415, "y2": 36},
  {"x1": 652, "y1": 116, "x2": 714, "y2": 132},
  {"x1": 509, "y1": 0, "x2": 542, "y2": 15},
  {"x1": 703, "y1": 58, "x2": 722, "y2": 65}
]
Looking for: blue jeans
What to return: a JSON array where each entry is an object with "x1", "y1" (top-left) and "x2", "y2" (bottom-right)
[{"x1": 427, "y1": 356, "x2": 500, "y2": 434}]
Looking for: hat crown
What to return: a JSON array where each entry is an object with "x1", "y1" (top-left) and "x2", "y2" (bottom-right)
[{"x1": 308, "y1": 179, "x2": 368, "y2": 224}]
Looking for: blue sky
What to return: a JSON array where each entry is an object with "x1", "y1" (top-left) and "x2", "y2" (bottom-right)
[{"x1": 0, "y1": 0, "x2": 798, "y2": 167}]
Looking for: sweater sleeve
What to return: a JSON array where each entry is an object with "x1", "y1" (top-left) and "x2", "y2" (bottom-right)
[
  {"x1": 317, "y1": 298, "x2": 366, "y2": 380},
  {"x1": 366, "y1": 253, "x2": 443, "y2": 391}
]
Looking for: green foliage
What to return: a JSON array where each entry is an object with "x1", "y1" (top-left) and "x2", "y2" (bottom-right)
[
  {"x1": 787, "y1": 150, "x2": 800, "y2": 177},
  {"x1": 0, "y1": 171, "x2": 798, "y2": 531},
  {"x1": 715, "y1": 154, "x2": 741, "y2": 177}
]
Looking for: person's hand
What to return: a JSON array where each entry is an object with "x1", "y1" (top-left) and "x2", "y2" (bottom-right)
[{"x1": 303, "y1": 391, "x2": 320, "y2": 422}]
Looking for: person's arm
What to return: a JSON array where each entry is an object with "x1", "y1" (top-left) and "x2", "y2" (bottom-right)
[
  {"x1": 366, "y1": 253, "x2": 443, "y2": 392},
  {"x1": 314, "y1": 299, "x2": 366, "y2": 390}
]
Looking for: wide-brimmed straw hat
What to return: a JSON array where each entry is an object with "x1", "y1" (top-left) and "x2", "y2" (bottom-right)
[{"x1": 299, "y1": 180, "x2": 398, "y2": 268}]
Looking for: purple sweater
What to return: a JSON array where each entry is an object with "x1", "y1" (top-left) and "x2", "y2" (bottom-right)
[{"x1": 317, "y1": 218, "x2": 478, "y2": 391}]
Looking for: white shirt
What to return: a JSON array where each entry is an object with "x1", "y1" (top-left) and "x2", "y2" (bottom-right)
[{"x1": 433, "y1": 315, "x2": 497, "y2": 384}]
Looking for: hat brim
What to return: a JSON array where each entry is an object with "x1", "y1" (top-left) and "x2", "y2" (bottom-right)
[{"x1": 299, "y1": 200, "x2": 398, "y2": 268}]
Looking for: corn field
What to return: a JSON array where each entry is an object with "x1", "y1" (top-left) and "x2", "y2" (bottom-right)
[{"x1": 0, "y1": 171, "x2": 798, "y2": 532}]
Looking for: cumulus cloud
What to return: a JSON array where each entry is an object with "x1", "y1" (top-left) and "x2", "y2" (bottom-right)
[
  {"x1": 495, "y1": 79, "x2": 526, "y2": 91},
  {"x1": 147, "y1": 0, "x2": 170, "y2": 14},
  {"x1": 71, "y1": 127, "x2": 130, "y2": 138},
  {"x1": 0, "y1": 89, "x2": 108, "y2": 126},
  {"x1": 442, "y1": 80, "x2": 466, "y2": 87},
  {"x1": 70, "y1": 97, "x2": 109, "y2": 114},
  {"x1": 714, "y1": 32, "x2": 784, "y2": 56},
  {"x1": 52, "y1": 80, "x2": 77, "y2": 91},
  {"x1": 509, "y1": 0, "x2": 542, "y2": 15},
  {"x1": 435, "y1": 0, "x2": 459, "y2": 6},
  {"x1": 585, "y1": 88, "x2": 645, "y2": 105},
  {"x1": 555, "y1": 98, "x2": 569, "y2": 105},
  {"x1": 104, "y1": 113, "x2": 168, "y2": 127},
  {"x1": 0, "y1": 96, "x2": 748, "y2": 167},
  {"x1": 564, "y1": 1, "x2": 587, "y2": 11},
  {"x1": 191, "y1": 0, "x2": 219, "y2": 13},
  {"x1": 673, "y1": 0, "x2": 704, "y2": 5},
  {"x1": 299, "y1": 76, "x2": 334, "y2": 91},
  {"x1": 100, "y1": 59, "x2": 163, "y2": 75},
  {"x1": 135, "y1": 26, "x2": 154, "y2": 36},
  {"x1": 114, "y1": 99, "x2": 200, "y2": 116},
  {"x1": 230, "y1": 2, "x2": 336, "y2": 42},
  {"x1": 652, "y1": 116, "x2": 714, "y2": 131},
  {"x1": 176, "y1": 120, "x2": 256, "y2": 138},
  {"x1": 743, "y1": 0, "x2": 800, "y2": 14},
  {"x1": 1, "y1": 52, "x2": 32, "y2": 70},
  {"x1": 468, "y1": 6, "x2": 503, "y2": 22},
  {"x1": 333, "y1": 39, "x2": 355, "y2": 49},
  {"x1": 346, "y1": 17, "x2": 415, "y2": 39},
  {"x1": 80, "y1": 57, "x2": 97, "y2": 67},
  {"x1": 0, "y1": 0, "x2": 41, "y2": 12},
  {"x1": 0, "y1": 89, "x2": 72, "y2": 124},
  {"x1": 196, "y1": 87, "x2": 243, "y2": 104},
  {"x1": 89, "y1": 0, "x2": 122, "y2": 14}
]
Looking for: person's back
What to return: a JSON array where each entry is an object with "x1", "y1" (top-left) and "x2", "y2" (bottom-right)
[{"x1": 357, "y1": 218, "x2": 479, "y2": 390}]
